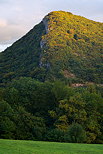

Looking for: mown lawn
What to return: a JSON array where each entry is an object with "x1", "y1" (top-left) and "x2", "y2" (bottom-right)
[{"x1": 0, "y1": 139, "x2": 103, "y2": 154}]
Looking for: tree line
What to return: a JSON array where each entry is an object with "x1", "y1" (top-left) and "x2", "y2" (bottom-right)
[{"x1": 0, "y1": 77, "x2": 103, "y2": 143}]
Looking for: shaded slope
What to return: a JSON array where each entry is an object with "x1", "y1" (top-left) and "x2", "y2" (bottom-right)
[
  {"x1": 0, "y1": 11, "x2": 103, "y2": 85},
  {"x1": 0, "y1": 22, "x2": 45, "y2": 85}
]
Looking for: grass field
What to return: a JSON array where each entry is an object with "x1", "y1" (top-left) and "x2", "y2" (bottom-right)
[{"x1": 0, "y1": 139, "x2": 103, "y2": 154}]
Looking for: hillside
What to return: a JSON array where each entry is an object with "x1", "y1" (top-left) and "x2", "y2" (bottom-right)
[
  {"x1": 0, "y1": 11, "x2": 103, "y2": 144},
  {"x1": 0, "y1": 11, "x2": 103, "y2": 86}
]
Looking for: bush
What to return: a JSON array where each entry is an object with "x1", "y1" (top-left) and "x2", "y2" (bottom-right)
[
  {"x1": 67, "y1": 123, "x2": 86, "y2": 143},
  {"x1": 44, "y1": 129, "x2": 65, "y2": 142}
]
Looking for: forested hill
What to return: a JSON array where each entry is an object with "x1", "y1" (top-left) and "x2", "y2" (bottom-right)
[
  {"x1": 0, "y1": 11, "x2": 103, "y2": 144},
  {"x1": 0, "y1": 11, "x2": 103, "y2": 86}
]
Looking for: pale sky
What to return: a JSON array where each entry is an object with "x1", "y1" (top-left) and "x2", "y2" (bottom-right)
[{"x1": 0, "y1": 0, "x2": 103, "y2": 51}]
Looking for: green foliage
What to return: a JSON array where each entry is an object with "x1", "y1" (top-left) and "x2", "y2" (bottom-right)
[
  {"x1": 0, "y1": 11, "x2": 103, "y2": 86},
  {"x1": 52, "y1": 80, "x2": 69, "y2": 101},
  {"x1": 38, "y1": 11, "x2": 103, "y2": 83},
  {"x1": 0, "y1": 77, "x2": 103, "y2": 143},
  {"x1": 4, "y1": 77, "x2": 55, "y2": 115},
  {"x1": 67, "y1": 123, "x2": 86, "y2": 143},
  {"x1": 48, "y1": 81, "x2": 103, "y2": 143},
  {"x1": 0, "y1": 117, "x2": 16, "y2": 139},
  {"x1": 44, "y1": 129, "x2": 65, "y2": 142},
  {"x1": 14, "y1": 106, "x2": 46, "y2": 140},
  {"x1": 0, "y1": 100, "x2": 16, "y2": 139},
  {"x1": 0, "y1": 22, "x2": 45, "y2": 86}
]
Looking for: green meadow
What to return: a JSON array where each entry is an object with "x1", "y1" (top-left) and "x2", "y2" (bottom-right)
[{"x1": 0, "y1": 139, "x2": 103, "y2": 154}]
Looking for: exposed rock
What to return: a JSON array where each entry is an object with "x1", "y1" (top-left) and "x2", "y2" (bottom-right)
[
  {"x1": 71, "y1": 83, "x2": 84, "y2": 87},
  {"x1": 42, "y1": 17, "x2": 49, "y2": 34},
  {"x1": 40, "y1": 39, "x2": 46, "y2": 49},
  {"x1": 63, "y1": 70, "x2": 75, "y2": 78},
  {"x1": 39, "y1": 17, "x2": 50, "y2": 69}
]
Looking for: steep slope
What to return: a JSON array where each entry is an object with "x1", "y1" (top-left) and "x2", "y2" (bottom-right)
[
  {"x1": 0, "y1": 22, "x2": 45, "y2": 85},
  {"x1": 39, "y1": 11, "x2": 103, "y2": 83},
  {"x1": 0, "y1": 11, "x2": 103, "y2": 86}
]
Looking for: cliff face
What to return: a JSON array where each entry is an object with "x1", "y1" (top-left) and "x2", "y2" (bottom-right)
[
  {"x1": 0, "y1": 11, "x2": 103, "y2": 86},
  {"x1": 39, "y1": 17, "x2": 50, "y2": 70},
  {"x1": 40, "y1": 17, "x2": 49, "y2": 50},
  {"x1": 42, "y1": 17, "x2": 49, "y2": 34}
]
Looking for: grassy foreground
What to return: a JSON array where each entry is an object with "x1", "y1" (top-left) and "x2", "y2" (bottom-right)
[{"x1": 0, "y1": 139, "x2": 103, "y2": 154}]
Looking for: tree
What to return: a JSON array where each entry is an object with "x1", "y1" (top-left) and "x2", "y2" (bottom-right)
[
  {"x1": 15, "y1": 106, "x2": 46, "y2": 140},
  {"x1": 0, "y1": 117, "x2": 16, "y2": 139},
  {"x1": 0, "y1": 100, "x2": 16, "y2": 139},
  {"x1": 49, "y1": 93, "x2": 87, "y2": 131},
  {"x1": 52, "y1": 80, "x2": 70, "y2": 101},
  {"x1": 44, "y1": 128, "x2": 65, "y2": 142},
  {"x1": 67, "y1": 123, "x2": 86, "y2": 143}
]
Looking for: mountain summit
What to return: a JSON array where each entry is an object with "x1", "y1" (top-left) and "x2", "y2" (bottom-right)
[{"x1": 0, "y1": 11, "x2": 103, "y2": 86}]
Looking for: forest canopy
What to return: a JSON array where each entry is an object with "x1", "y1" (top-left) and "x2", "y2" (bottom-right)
[{"x1": 0, "y1": 77, "x2": 103, "y2": 143}]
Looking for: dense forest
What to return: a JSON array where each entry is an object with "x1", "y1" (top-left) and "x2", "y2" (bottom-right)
[
  {"x1": 0, "y1": 77, "x2": 103, "y2": 143},
  {"x1": 0, "y1": 11, "x2": 103, "y2": 143},
  {"x1": 0, "y1": 11, "x2": 103, "y2": 86}
]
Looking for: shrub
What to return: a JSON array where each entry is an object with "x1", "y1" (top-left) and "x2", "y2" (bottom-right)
[
  {"x1": 67, "y1": 123, "x2": 86, "y2": 143},
  {"x1": 44, "y1": 129, "x2": 65, "y2": 142}
]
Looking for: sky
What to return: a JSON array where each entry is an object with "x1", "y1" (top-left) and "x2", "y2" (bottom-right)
[{"x1": 0, "y1": 0, "x2": 103, "y2": 51}]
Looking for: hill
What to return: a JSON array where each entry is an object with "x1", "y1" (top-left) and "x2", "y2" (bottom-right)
[
  {"x1": 0, "y1": 11, "x2": 103, "y2": 86},
  {"x1": 0, "y1": 11, "x2": 103, "y2": 144}
]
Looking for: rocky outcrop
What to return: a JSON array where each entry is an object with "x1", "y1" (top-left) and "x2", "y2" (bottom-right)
[
  {"x1": 40, "y1": 39, "x2": 46, "y2": 49},
  {"x1": 39, "y1": 17, "x2": 50, "y2": 68},
  {"x1": 42, "y1": 17, "x2": 49, "y2": 34}
]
